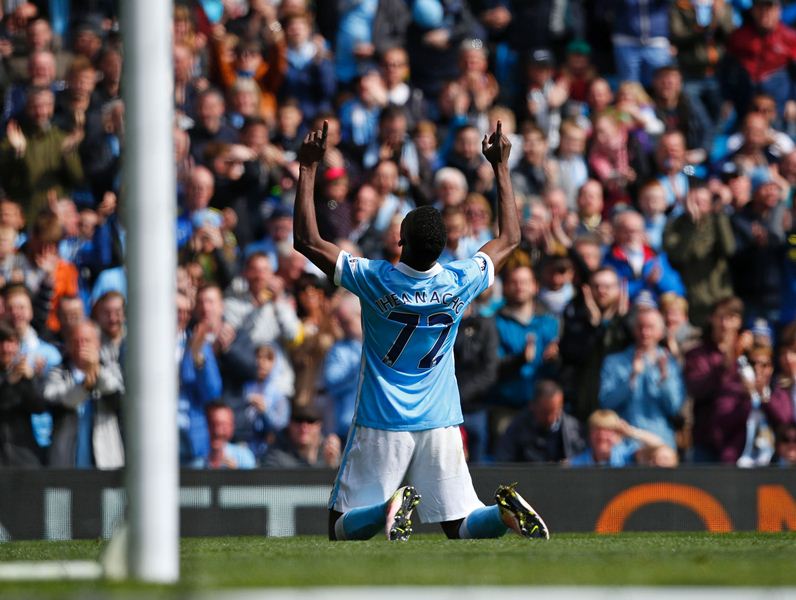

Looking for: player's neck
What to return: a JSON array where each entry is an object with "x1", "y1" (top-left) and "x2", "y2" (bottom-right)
[{"x1": 399, "y1": 250, "x2": 436, "y2": 272}]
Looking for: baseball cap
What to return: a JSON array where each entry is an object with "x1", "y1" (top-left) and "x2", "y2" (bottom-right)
[
  {"x1": 324, "y1": 166, "x2": 348, "y2": 182},
  {"x1": 566, "y1": 39, "x2": 592, "y2": 56},
  {"x1": 529, "y1": 49, "x2": 554, "y2": 68},
  {"x1": 291, "y1": 405, "x2": 322, "y2": 423}
]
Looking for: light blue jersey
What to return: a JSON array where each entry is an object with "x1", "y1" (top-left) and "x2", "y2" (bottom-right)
[{"x1": 334, "y1": 250, "x2": 494, "y2": 431}]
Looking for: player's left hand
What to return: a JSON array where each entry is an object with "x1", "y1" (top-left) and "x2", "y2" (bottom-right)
[
  {"x1": 297, "y1": 121, "x2": 328, "y2": 166},
  {"x1": 482, "y1": 120, "x2": 511, "y2": 166}
]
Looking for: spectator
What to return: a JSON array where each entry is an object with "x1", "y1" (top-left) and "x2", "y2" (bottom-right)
[
  {"x1": 404, "y1": 0, "x2": 482, "y2": 99},
  {"x1": 716, "y1": 343, "x2": 780, "y2": 466},
  {"x1": 520, "y1": 49, "x2": 567, "y2": 150},
  {"x1": 560, "y1": 267, "x2": 632, "y2": 422},
  {"x1": 0, "y1": 87, "x2": 84, "y2": 223},
  {"x1": 569, "y1": 409, "x2": 668, "y2": 467},
  {"x1": 537, "y1": 255, "x2": 575, "y2": 318},
  {"x1": 223, "y1": 252, "x2": 300, "y2": 395},
  {"x1": 603, "y1": 209, "x2": 685, "y2": 302},
  {"x1": 0, "y1": 321, "x2": 45, "y2": 466},
  {"x1": 91, "y1": 290, "x2": 125, "y2": 364},
  {"x1": 321, "y1": 292, "x2": 362, "y2": 441},
  {"x1": 261, "y1": 405, "x2": 341, "y2": 468},
  {"x1": 44, "y1": 320, "x2": 124, "y2": 469},
  {"x1": 684, "y1": 296, "x2": 750, "y2": 462},
  {"x1": 280, "y1": 12, "x2": 335, "y2": 123},
  {"x1": 773, "y1": 423, "x2": 796, "y2": 466},
  {"x1": 316, "y1": 166, "x2": 353, "y2": 242},
  {"x1": 454, "y1": 302, "x2": 499, "y2": 464},
  {"x1": 659, "y1": 292, "x2": 701, "y2": 364},
  {"x1": 225, "y1": 343, "x2": 289, "y2": 457},
  {"x1": 669, "y1": 0, "x2": 734, "y2": 152},
  {"x1": 599, "y1": 306, "x2": 685, "y2": 449},
  {"x1": 495, "y1": 379, "x2": 585, "y2": 463},
  {"x1": 176, "y1": 291, "x2": 222, "y2": 465},
  {"x1": 192, "y1": 401, "x2": 256, "y2": 469},
  {"x1": 438, "y1": 205, "x2": 471, "y2": 264},
  {"x1": 188, "y1": 88, "x2": 239, "y2": 164},
  {"x1": 447, "y1": 124, "x2": 495, "y2": 197},
  {"x1": 612, "y1": 0, "x2": 673, "y2": 88},
  {"x1": 556, "y1": 119, "x2": 589, "y2": 211},
  {"x1": 769, "y1": 322, "x2": 796, "y2": 425},
  {"x1": 731, "y1": 180, "x2": 787, "y2": 323},
  {"x1": 725, "y1": 0, "x2": 796, "y2": 117},
  {"x1": 652, "y1": 66, "x2": 705, "y2": 155},
  {"x1": 208, "y1": 8, "x2": 287, "y2": 125},
  {"x1": 511, "y1": 122, "x2": 556, "y2": 199},
  {"x1": 379, "y1": 47, "x2": 424, "y2": 128},
  {"x1": 492, "y1": 264, "x2": 559, "y2": 428},
  {"x1": 664, "y1": 183, "x2": 737, "y2": 327},
  {"x1": 638, "y1": 180, "x2": 668, "y2": 252}
]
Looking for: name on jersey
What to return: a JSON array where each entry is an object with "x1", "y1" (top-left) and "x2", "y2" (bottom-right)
[{"x1": 374, "y1": 290, "x2": 466, "y2": 315}]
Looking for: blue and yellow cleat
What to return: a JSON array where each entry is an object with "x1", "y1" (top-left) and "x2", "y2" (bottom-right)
[
  {"x1": 385, "y1": 486, "x2": 421, "y2": 542},
  {"x1": 495, "y1": 483, "x2": 550, "y2": 540}
]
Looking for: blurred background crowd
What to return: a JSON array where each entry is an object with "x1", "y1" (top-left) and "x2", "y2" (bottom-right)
[{"x1": 0, "y1": 0, "x2": 795, "y2": 471}]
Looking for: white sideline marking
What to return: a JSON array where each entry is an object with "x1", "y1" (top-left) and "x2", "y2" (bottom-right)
[
  {"x1": 200, "y1": 587, "x2": 796, "y2": 600},
  {"x1": 0, "y1": 560, "x2": 103, "y2": 580}
]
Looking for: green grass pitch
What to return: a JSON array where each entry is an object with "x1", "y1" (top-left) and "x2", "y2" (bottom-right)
[{"x1": 0, "y1": 532, "x2": 795, "y2": 594}]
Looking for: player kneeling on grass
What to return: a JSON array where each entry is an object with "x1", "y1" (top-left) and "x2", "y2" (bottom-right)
[{"x1": 293, "y1": 120, "x2": 549, "y2": 542}]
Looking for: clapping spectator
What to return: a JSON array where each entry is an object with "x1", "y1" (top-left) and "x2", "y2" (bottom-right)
[
  {"x1": 599, "y1": 306, "x2": 685, "y2": 450},
  {"x1": 44, "y1": 320, "x2": 124, "y2": 469},
  {"x1": 560, "y1": 267, "x2": 632, "y2": 422},
  {"x1": 176, "y1": 291, "x2": 222, "y2": 465},
  {"x1": 321, "y1": 292, "x2": 362, "y2": 441},
  {"x1": 0, "y1": 321, "x2": 45, "y2": 466},
  {"x1": 684, "y1": 296, "x2": 750, "y2": 462},
  {"x1": 603, "y1": 209, "x2": 685, "y2": 302},
  {"x1": 664, "y1": 183, "x2": 737, "y2": 327},
  {"x1": 731, "y1": 180, "x2": 787, "y2": 323},
  {"x1": 492, "y1": 264, "x2": 559, "y2": 427}
]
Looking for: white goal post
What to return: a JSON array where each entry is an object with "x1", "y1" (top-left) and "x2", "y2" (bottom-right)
[{"x1": 120, "y1": 0, "x2": 179, "y2": 584}]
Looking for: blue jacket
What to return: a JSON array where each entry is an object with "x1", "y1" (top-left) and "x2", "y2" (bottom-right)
[
  {"x1": 602, "y1": 244, "x2": 685, "y2": 302},
  {"x1": 178, "y1": 336, "x2": 223, "y2": 464},
  {"x1": 611, "y1": 0, "x2": 671, "y2": 41},
  {"x1": 493, "y1": 310, "x2": 559, "y2": 408},
  {"x1": 599, "y1": 345, "x2": 685, "y2": 448}
]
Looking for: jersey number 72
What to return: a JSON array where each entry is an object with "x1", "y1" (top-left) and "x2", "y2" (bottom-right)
[{"x1": 382, "y1": 310, "x2": 454, "y2": 370}]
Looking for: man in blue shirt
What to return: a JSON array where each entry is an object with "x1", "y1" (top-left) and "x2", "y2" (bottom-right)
[{"x1": 294, "y1": 121, "x2": 549, "y2": 542}]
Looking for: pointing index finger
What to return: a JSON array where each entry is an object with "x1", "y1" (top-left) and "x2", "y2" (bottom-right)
[
  {"x1": 496, "y1": 120, "x2": 502, "y2": 138},
  {"x1": 321, "y1": 120, "x2": 328, "y2": 141}
]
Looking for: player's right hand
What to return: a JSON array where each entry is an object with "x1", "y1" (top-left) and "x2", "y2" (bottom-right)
[
  {"x1": 297, "y1": 121, "x2": 328, "y2": 166},
  {"x1": 482, "y1": 120, "x2": 511, "y2": 166}
]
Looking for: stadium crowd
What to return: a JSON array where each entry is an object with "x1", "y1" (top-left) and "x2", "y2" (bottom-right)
[{"x1": 0, "y1": 0, "x2": 795, "y2": 470}]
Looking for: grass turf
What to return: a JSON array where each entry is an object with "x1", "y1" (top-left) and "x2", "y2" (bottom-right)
[{"x1": 0, "y1": 532, "x2": 795, "y2": 594}]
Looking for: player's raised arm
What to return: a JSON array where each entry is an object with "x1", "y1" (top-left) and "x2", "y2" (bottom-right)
[
  {"x1": 478, "y1": 121, "x2": 521, "y2": 272},
  {"x1": 293, "y1": 121, "x2": 342, "y2": 280}
]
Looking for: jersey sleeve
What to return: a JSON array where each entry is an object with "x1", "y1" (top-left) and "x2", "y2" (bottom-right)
[
  {"x1": 333, "y1": 250, "x2": 372, "y2": 298},
  {"x1": 460, "y1": 251, "x2": 495, "y2": 299}
]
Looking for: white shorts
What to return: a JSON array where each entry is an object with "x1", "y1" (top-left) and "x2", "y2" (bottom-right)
[{"x1": 328, "y1": 425, "x2": 484, "y2": 523}]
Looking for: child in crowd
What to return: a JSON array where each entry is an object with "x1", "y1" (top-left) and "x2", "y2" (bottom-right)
[
  {"x1": 588, "y1": 113, "x2": 635, "y2": 210},
  {"x1": 637, "y1": 180, "x2": 668, "y2": 252},
  {"x1": 557, "y1": 119, "x2": 590, "y2": 210},
  {"x1": 537, "y1": 255, "x2": 576, "y2": 317},
  {"x1": 241, "y1": 344, "x2": 290, "y2": 459}
]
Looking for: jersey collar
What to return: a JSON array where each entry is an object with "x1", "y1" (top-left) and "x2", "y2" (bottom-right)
[{"x1": 395, "y1": 261, "x2": 443, "y2": 279}]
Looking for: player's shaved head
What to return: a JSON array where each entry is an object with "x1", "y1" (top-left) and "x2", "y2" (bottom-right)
[{"x1": 399, "y1": 206, "x2": 447, "y2": 268}]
